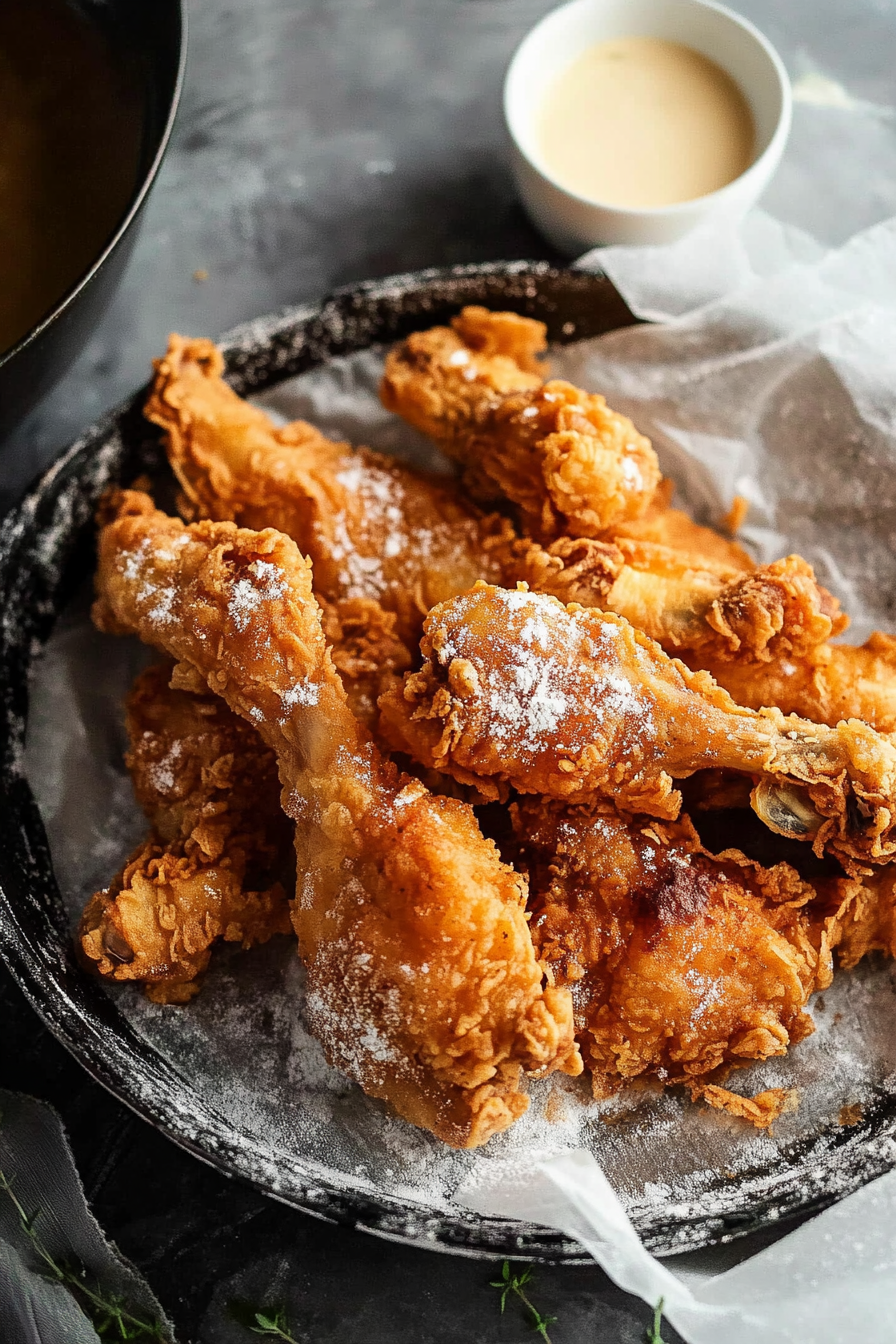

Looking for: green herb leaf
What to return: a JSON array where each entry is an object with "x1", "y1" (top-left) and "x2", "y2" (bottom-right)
[{"x1": 489, "y1": 1260, "x2": 557, "y2": 1343}]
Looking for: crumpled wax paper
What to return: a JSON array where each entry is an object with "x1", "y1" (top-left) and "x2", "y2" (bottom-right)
[
  {"x1": 460, "y1": 1150, "x2": 896, "y2": 1344},
  {"x1": 574, "y1": 209, "x2": 896, "y2": 638},
  {"x1": 22, "y1": 210, "x2": 896, "y2": 1339}
]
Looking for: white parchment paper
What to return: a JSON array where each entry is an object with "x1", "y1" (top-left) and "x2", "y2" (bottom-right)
[{"x1": 22, "y1": 210, "x2": 896, "y2": 1337}]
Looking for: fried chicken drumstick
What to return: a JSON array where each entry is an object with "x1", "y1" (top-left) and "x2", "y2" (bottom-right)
[
  {"x1": 147, "y1": 334, "x2": 521, "y2": 647},
  {"x1": 380, "y1": 585, "x2": 896, "y2": 868},
  {"x1": 604, "y1": 547, "x2": 846, "y2": 664},
  {"x1": 516, "y1": 800, "x2": 836, "y2": 1128},
  {"x1": 93, "y1": 490, "x2": 580, "y2": 1147},
  {"x1": 79, "y1": 662, "x2": 293, "y2": 1001}
]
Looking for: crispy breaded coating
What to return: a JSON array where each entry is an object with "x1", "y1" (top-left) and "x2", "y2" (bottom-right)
[
  {"x1": 690, "y1": 632, "x2": 896, "y2": 733},
  {"x1": 610, "y1": 477, "x2": 754, "y2": 571},
  {"x1": 379, "y1": 584, "x2": 896, "y2": 868},
  {"x1": 147, "y1": 334, "x2": 517, "y2": 648},
  {"x1": 604, "y1": 548, "x2": 845, "y2": 663},
  {"x1": 381, "y1": 307, "x2": 661, "y2": 541},
  {"x1": 824, "y1": 865, "x2": 896, "y2": 968},
  {"x1": 80, "y1": 843, "x2": 292, "y2": 1004},
  {"x1": 148, "y1": 334, "x2": 840, "y2": 669},
  {"x1": 379, "y1": 305, "x2": 547, "y2": 444},
  {"x1": 320, "y1": 597, "x2": 412, "y2": 729},
  {"x1": 92, "y1": 490, "x2": 580, "y2": 1147},
  {"x1": 79, "y1": 663, "x2": 293, "y2": 1001},
  {"x1": 517, "y1": 801, "x2": 833, "y2": 1128}
]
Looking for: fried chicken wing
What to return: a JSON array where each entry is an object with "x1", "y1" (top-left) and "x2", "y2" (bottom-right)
[
  {"x1": 690, "y1": 632, "x2": 896, "y2": 734},
  {"x1": 79, "y1": 663, "x2": 293, "y2": 1001},
  {"x1": 92, "y1": 490, "x2": 580, "y2": 1147},
  {"x1": 516, "y1": 800, "x2": 833, "y2": 1127},
  {"x1": 379, "y1": 584, "x2": 896, "y2": 867},
  {"x1": 380, "y1": 307, "x2": 661, "y2": 541}
]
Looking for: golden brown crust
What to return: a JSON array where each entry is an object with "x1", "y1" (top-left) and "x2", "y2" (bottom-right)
[
  {"x1": 146, "y1": 334, "x2": 516, "y2": 648},
  {"x1": 602, "y1": 547, "x2": 844, "y2": 664},
  {"x1": 83, "y1": 311, "x2": 896, "y2": 1144},
  {"x1": 379, "y1": 583, "x2": 896, "y2": 867},
  {"x1": 690, "y1": 632, "x2": 896, "y2": 734},
  {"x1": 79, "y1": 842, "x2": 291, "y2": 999},
  {"x1": 92, "y1": 493, "x2": 581, "y2": 1147},
  {"x1": 516, "y1": 800, "x2": 832, "y2": 1125},
  {"x1": 78, "y1": 662, "x2": 294, "y2": 997},
  {"x1": 147, "y1": 334, "x2": 838, "y2": 670},
  {"x1": 609, "y1": 478, "x2": 754, "y2": 571},
  {"x1": 381, "y1": 308, "x2": 660, "y2": 541}
]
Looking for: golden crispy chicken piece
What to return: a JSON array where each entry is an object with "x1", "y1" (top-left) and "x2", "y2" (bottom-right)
[
  {"x1": 147, "y1": 334, "x2": 636, "y2": 635},
  {"x1": 379, "y1": 584, "x2": 896, "y2": 868},
  {"x1": 379, "y1": 315, "x2": 841, "y2": 662},
  {"x1": 93, "y1": 491, "x2": 580, "y2": 1148},
  {"x1": 610, "y1": 477, "x2": 754, "y2": 572},
  {"x1": 79, "y1": 663, "x2": 293, "y2": 1002},
  {"x1": 320, "y1": 597, "x2": 412, "y2": 729},
  {"x1": 378, "y1": 305, "x2": 547, "y2": 443},
  {"x1": 147, "y1": 334, "x2": 519, "y2": 648},
  {"x1": 824, "y1": 865, "x2": 896, "y2": 968},
  {"x1": 80, "y1": 842, "x2": 291, "y2": 1004},
  {"x1": 148, "y1": 335, "x2": 842, "y2": 668},
  {"x1": 380, "y1": 306, "x2": 661, "y2": 542},
  {"x1": 689, "y1": 633, "x2": 896, "y2": 734},
  {"x1": 677, "y1": 779, "x2": 896, "y2": 969},
  {"x1": 603, "y1": 548, "x2": 845, "y2": 664},
  {"x1": 516, "y1": 800, "x2": 834, "y2": 1128},
  {"x1": 81, "y1": 600, "x2": 406, "y2": 1002}
]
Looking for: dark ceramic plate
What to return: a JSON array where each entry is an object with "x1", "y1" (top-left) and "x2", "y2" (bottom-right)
[{"x1": 2, "y1": 262, "x2": 896, "y2": 1262}]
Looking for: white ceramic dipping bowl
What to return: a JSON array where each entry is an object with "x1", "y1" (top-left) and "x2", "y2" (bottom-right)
[{"x1": 504, "y1": 0, "x2": 792, "y2": 255}]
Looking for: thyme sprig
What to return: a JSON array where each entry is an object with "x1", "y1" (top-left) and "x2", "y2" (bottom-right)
[
  {"x1": 490, "y1": 1260, "x2": 557, "y2": 1342},
  {"x1": 0, "y1": 1166, "x2": 169, "y2": 1341}
]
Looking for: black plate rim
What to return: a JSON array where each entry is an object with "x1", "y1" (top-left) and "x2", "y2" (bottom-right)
[{"x1": 3, "y1": 259, "x2": 896, "y2": 1262}]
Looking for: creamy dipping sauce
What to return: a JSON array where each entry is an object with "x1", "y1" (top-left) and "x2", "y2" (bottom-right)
[{"x1": 537, "y1": 36, "x2": 755, "y2": 208}]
